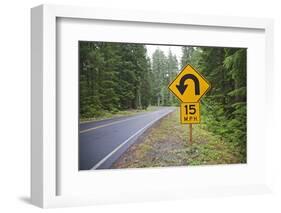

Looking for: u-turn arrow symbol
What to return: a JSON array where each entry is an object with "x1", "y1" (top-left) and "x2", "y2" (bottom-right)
[{"x1": 176, "y1": 74, "x2": 200, "y2": 95}]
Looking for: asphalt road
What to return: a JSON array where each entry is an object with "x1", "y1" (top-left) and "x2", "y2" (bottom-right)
[{"x1": 79, "y1": 107, "x2": 175, "y2": 170}]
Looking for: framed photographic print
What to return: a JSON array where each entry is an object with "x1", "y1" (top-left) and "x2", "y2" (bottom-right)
[{"x1": 31, "y1": 4, "x2": 274, "y2": 208}]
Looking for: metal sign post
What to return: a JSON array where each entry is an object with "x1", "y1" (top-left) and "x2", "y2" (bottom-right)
[{"x1": 189, "y1": 124, "x2": 192, "y2": 144}]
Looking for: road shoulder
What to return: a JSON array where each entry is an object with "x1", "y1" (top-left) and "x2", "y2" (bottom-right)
[{"x1": 112, "y1": 109, "x2": 245, "y2": 169}]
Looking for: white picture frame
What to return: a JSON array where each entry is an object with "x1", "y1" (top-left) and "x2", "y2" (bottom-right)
[{"x1": 31, "y1": 4, "x2": 274, "y2": 208}]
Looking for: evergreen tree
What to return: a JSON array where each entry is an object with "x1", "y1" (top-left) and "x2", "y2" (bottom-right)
[
  {"x1": 151, "y1": 48, "x2": 167, "y2": 106},
  {"x1": 166, "y1": 49, "x2": 179, "y2": 105},
  {"x1": 181, "y1": 47, "x2": 195, "y2": 67}
]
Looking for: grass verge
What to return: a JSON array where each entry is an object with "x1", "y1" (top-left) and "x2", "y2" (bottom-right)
[
  {"x1": 113, "y1": 109, "x2": 246, "y2": 169},
  {"x1": 80, "y1": 106, "x2": 160, "y2": 123}
]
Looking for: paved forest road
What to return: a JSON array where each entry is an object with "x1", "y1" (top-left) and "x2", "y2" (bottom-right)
[{"x1": 79, "y1": 107, "x2": 175, "y2": 170}]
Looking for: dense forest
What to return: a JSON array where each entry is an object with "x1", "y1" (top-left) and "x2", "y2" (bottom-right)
[
  {"x1": 79, "y1": 41, "x2": 180, "y2": 116},
  {"x1": 79, "y1": 41, "x2": 246, "y2": 157},
  {"x1": 79, "y1": 42, "x2": 152, "y2": 116}
]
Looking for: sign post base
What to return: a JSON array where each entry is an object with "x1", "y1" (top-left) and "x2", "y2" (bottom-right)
[{"x1": 189, "y1": 124, "x2": 192, "y2": 144}]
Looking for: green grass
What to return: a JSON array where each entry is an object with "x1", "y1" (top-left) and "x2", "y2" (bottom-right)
[
  {"x1": 80, "y1": 106, "x2": 160, "y2": 123},
  {"x1": 113, "y1": 108, "x2": 246, "y2": 169}
]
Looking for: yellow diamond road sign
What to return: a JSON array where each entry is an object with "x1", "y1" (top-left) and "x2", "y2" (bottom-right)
[{"x1": 168, "y1": 64, "x2": 211, "y2": 102}]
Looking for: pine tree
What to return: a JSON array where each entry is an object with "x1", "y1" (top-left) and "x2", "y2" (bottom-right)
[
  {"x1": 181, "y1": 47, "x2": 194, "y2": 68},
  {"x1": 151, "y1": 49, "x2": 168, "y2": 106}
]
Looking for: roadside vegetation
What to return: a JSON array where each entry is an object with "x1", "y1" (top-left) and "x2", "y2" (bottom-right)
[
  {"x1": 113, "y1": 109, "x2": 246, "y2": 169},
  {"x1": 80, "y1": 106, "x2": 159, "y2": 123}
]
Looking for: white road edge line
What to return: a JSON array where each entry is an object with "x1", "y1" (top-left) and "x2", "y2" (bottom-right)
[
  {"x1": 91, "y1": 110, "x2": 173, "y2": 170},
  {"x1": 80, "y1": 111, "x2": 161, "y2": 134}
]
